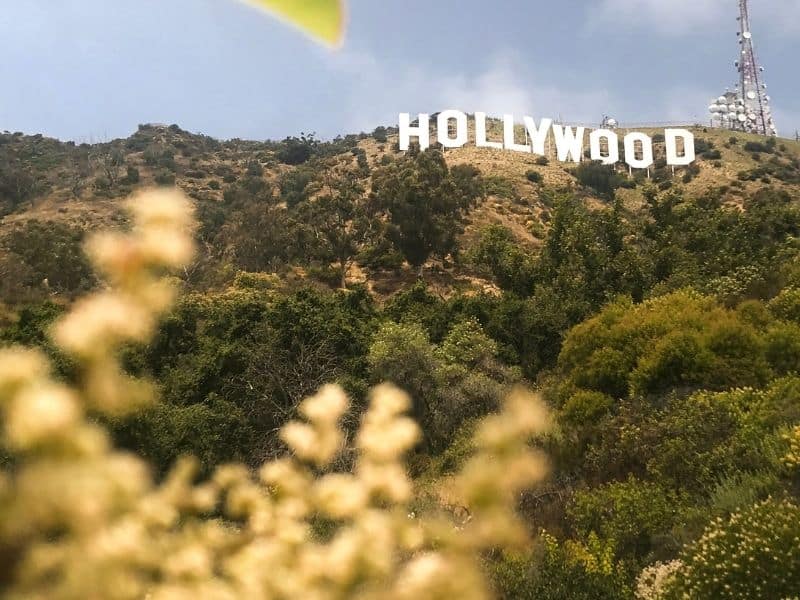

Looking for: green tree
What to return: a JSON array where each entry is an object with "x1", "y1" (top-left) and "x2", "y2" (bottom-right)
[
  {"x1": 302, "y1": 170, "x2": 379, "y2": 288},
  {"x1": 568, "y1": 477, "x2": 678, "y2": 559},
  {"x1": 368, "y1": 321, "x2": 438, "y2": 442},
  {"x1": 574, "y1": 161, "x2": 626, "y2": 199},
  {"x1": 4, "y1": 221, "x2": 95, "y2": 295},
  {"x1": 279, "y1": 166, "x2": 317, "y2": 208},
  {"x1": 372, "y1": 149, "x2": 482, "y2": 276},
  {"x1": 277, "y1": 133, "x2": 318, "y2": 165},
  {"x1": 468, "y1": 224, "x2": 536, "y2": 295}
]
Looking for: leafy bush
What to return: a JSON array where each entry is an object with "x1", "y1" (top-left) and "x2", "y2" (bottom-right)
[
  {"x1": 561, "y1": 390, "x2": 614, "y2": 427},
  {"x1": 484, "y1": 175, "x2": 518, "y2": 199},
  {"x1": 468, "y1": 225, "x2": 536, "y2": 295},
  {"x1": 437, "y1": 318, "x2": 498, "y2": 368},
  {"x1": 667, "y1": 499, "x2": 800, "y2": 599},
  {"x1": 744, "y1": 140, "x2": 774, "y2": 154},
  {"x1": 372, "y1": 126, "x2": 388, "y2": 143},
  {"x1": 368, "y1": 321, "x2": 437, "y2": 430},
  {"x1": 558, "y1": 291, "x2": 773, "y2": 400},
  {"x1": 694, "y1": 138, "x2": 713, "y2": 154},
  {"x1": 769, "y1": 287, "x2": 800, "y2": 323},
  {"x1": 568, "y1": 477, "x2": 678, "y2": 558},
  {"x1": 574, "y1": 161, "x2": 625, "y2": 199},
  {"x1": 154, "y1": 169, "x2": 175, "y2": 186},
  {"x1": 526, "y1": 170, "x2": 543, "y2": 184},
  {"x1": 276, "y1": 134, "x2": 317, "y2": 165},
  {"x1": 124, "y1": 165, "x2": 140, "y2": 184},
  {"x1": 4, "y1": 221, "x2": 94, "y2": 295},
  {"x1": 490, "y1": 533, "x2": 630, "y2": 600}
]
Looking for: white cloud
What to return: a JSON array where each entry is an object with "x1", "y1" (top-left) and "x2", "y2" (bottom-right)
[
  {"x1": 590, "y1": 0, "x2": 800, "y2": 36},
  {"x1": 320, "y1": 47, "x2": 793, "y2": 137},
  {"x1": 324, "y1": 50, "x2": 614, "y2": 134}
]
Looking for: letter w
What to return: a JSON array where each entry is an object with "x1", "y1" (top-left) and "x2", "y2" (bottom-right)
[{"x1": 552, "y1": 126, "x2": 585, "y2": 163}]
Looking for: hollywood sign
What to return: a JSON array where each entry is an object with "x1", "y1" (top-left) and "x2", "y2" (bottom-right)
[{"x1": 399, "y1": 111, "x2": 696, "y2": 168}]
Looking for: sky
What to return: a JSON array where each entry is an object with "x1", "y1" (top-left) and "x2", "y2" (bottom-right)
[{"x1": 0, "y1": 0, "x2": 798, "y2": 142}]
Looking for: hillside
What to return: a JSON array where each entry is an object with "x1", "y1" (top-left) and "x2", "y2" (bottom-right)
[
  {"x1": 2, "y1": 121, "x2": 799, "y2": 303},
  {"x1": 2, "y1": 119, "x2": 800, "y2": 598}
]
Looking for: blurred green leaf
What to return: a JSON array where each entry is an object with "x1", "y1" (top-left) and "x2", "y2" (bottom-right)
[{"x1": 242, "y1": 0, "x2": 345, "y2": 46}]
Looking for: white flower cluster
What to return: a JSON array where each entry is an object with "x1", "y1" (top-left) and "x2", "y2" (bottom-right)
[{"x1": 635, "y1": 560, "x2": 682, "y2": 600}]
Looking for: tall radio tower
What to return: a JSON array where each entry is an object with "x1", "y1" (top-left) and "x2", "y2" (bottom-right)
[{"x1": 708, "y1": 0, "x2": 777, "y2": 136}]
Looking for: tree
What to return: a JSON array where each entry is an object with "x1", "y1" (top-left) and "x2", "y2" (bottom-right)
[
  {"x1": 67, "y1": 149, "x2": 93, "y2": 198},
  {"x1": 277, "y1": 133, "x2": 318, "y2": 165},
  {"x1": 302, "y1": 170, "x2": 379, "y2": 288},
  {"x1": 574, "y1": 161, "x2": 626, "y2": 199},
  {"x1": 215, "y1": 202, "x2": 298, "y2": 272},
  {"x1": 468, "y1": 224, "x2": 536, "y2": 295},
  {"x1": 91, "y1": 147, "x2": 125, "y2": 188},
  {"x1": 371, "y1": 149, "x2": 482, "y2": 276},
  {"x1": 0, "y1": 161, "x2": 39, "y2": 215},
  {"x1": 4, "y1": 221, "x2": 94, "y2": 295},
  {"x1": 368, "y1": 321, "x2": 438, "y2": 441},
  {"x1": 372, "y1": 126, "x2": 388, "y2": 143},
  {"x1": 279, "y1": 166, "x2": 317, "y2": 208}
]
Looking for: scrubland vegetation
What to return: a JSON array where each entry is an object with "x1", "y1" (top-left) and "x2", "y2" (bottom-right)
[{"x1": 1, "y1": 124, "x2": 800, "y2": 597}]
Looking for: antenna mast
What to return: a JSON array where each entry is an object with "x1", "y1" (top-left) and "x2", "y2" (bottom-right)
[
  {"x1": 708, "y1": 0, "x2": 777, "y2": 136},
  {"x1": 736, "y1": 0, "x2": 776, "y2": 135}
]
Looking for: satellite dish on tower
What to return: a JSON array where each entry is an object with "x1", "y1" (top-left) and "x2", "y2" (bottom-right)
[{"x1": 706, "y1": 0, "x2": 778, "y2": 136}]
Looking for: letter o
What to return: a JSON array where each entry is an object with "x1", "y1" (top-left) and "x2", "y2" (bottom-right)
[
  {"x1": 624, "y1": 132, "x2": 654, "y2": 169},
  {"x1": 437, "y1": 110, "x2": 468, "y2": 148},
  {"x1": 590, "y1": 129, "x2": 620, "y2": 165}
]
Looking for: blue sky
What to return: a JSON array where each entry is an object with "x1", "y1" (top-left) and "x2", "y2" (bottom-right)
[{"x1": 1, "y1": 0, "x2": 798, "y2": 142}]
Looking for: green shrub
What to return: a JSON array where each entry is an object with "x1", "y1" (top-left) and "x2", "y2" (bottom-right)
[
  {"x1": 526, "y1": 170, "x2": 543, "y2": 184},
  {"x1": 744, "y1": 140, "x2": 774, "y2": 154},
  {"x1": 437, "y1": 318, "x2": 498, "y2": 368},
  {"x1": 368, "y1": 321, "x2": 438, "y2": 430},
  {"x1": 568, "y1": 477, "x2": 678, "y2": 558},
  {"x1": 484, "y1": 175, "x2": 518, "y2": 199},
  {"x1": 154, "y1": 170, "x2": 175, "y2": 186},
  {"x1": 4, "y1": 221, "x2": 94, "y2": 295},
  {"x1": 125, "y1": 165, "x2": 140, "y2": 184},
  {"x1": 769, "y1": 287, "x2": 800, "y2": 323},
  {"x1": 562, "y1": 390, "x2": 614, "y2": 426},
  {"x1": 559, "y1": 292, "x2": 772, "y2": 400},
  {"x1": 765, "y1": 322, "x2": 800, "y2": 374},
  {"x1": 468, "y1": 225, "x2": 536, "y2": 296},
  {"x1": 372, "y1": 126, "x2": 388, "y2": 143},
  {"x1": 667, "y1": 499, "x2": 800, "y2": 599},
  {"x1": 574, "y1": 161, "x2": 625, "y2": 199},
  {"x1": 277, "y1": 134, "x2": 317, "y2": 165},
  {"x1": 490, "y1": 534, "x2": 630, "y2": 600}
]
